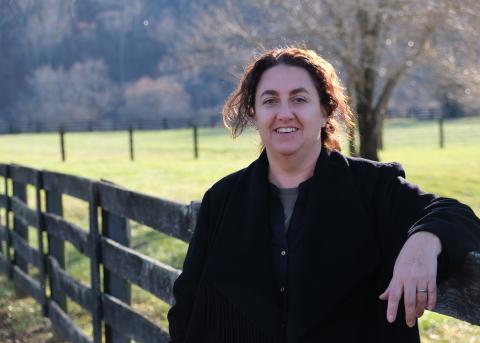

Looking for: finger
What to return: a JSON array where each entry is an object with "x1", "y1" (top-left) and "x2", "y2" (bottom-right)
[
  {"x1": 427, "y1": 279, "x2": 437, "y2": 310},
  {"x1": 379, "y1": 287, "x2": 389, "y2": 300},
  {"x1": 415, "y1": 284, "x2": 428, "y2": 318},
  {"x1": 403, "y1": 283, "x2": 417, "y2": 328},
  {"x1": 386, "y1": 285, "x2": 402, "y2": 323}
]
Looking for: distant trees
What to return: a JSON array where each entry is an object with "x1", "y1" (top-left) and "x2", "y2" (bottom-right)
[
  {"x1": 120, "y1": 76, "x2": 192, "y2": 120},
  {"x1": 2, "y1": 0, "x2": 479, "y2": 146},
  {"x1": 16, "y1": 60, "x2": 119, "y2": 123},
  {"x1": 15, "y1": 60, "x2": 194, "y2": 124}
]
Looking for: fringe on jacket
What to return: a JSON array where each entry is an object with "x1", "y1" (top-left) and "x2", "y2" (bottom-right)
[{"x1": 187, "y1": 284, "x2": 279, "y2": 343}]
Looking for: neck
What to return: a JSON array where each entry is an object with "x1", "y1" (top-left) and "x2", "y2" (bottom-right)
[{"x1": 267, "y1": 146, "x2": 321, "y2": 188}]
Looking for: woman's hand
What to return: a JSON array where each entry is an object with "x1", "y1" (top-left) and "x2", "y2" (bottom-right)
[{"x1": 379, "y1": 231, "x2": 442, "y2": 327}]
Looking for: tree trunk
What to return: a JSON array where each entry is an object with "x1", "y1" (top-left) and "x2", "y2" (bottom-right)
[
  {"x1": 354, "y1": 71, "x2": 381, "y2": 161},
  {"x1": 357, "y1": 108, "x2": 380, "y2": 161},
  {"x1": 354, "y1": 8, "x2": 382, "y2": 161},
  {"x1": 378, "y1": 109, "x2": 385, "y2": 150},
  {"x1": 355, "y1": 76, "x2": 380, "y2": 161}
]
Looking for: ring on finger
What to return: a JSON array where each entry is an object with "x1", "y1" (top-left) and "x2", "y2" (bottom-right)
[{"x1": 416, "y1": 288, "x2": 428, "y2": 294}]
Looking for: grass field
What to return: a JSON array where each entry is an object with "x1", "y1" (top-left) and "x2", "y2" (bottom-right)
[{"x1": 0, "y1": 116, "x2": 479, "y2": 342}]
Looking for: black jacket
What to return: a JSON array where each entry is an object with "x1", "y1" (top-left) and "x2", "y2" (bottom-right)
[{"x1": 168, "y1": 148, "x2": 480, "y2": 343}]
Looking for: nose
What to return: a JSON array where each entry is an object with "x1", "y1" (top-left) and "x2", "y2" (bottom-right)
[{"x1": 277, "y1": 102, "x2": 294, "y2": 121}]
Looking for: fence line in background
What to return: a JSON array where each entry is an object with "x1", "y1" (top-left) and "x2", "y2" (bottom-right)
[
  {"x1": 0, "y1": 164, "x2": 479, "y2": 343},
  {"x1": 7, "y1": 115, "x2": 479, "y2": 162},
  {"x1": 1, "y1": 110, "x2": 478, "y2": 135},
  {"x1": 53, "y1": 124, "x2": 201, "y2": 162},
  {"x1": 0, "y1": 115, "x2": 223, "y2": 135},
  {"x1": 48, "y1": 116, "x2": 475, "y2": 162}
]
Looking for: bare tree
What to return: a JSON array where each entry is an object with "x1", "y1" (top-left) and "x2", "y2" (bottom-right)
[
  {"x1": 170, "y1": 0, "x2": 479, "y2": 160},
  {"x1": 16, "y1": 60, "x2": 119, "y2": 123},
  {"x1": 120, "y1": 76, "x2": 192, "y2": 120},
  {"x1": 427, "y1": 0, "x2": 480, "y2": 116}
]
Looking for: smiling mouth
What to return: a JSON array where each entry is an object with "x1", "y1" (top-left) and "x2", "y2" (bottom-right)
[{"x1": 275, "y1": 127, "x2": 299, "y2": 133}]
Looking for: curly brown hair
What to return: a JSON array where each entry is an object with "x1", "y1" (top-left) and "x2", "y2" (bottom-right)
[{"x1": 222, "y1": 47, "x2": 355, "y2": 151}]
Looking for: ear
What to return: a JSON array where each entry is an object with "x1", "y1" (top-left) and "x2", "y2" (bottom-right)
[{"x1": 250, "y1": 108, "x2": 257, "y2": 124}]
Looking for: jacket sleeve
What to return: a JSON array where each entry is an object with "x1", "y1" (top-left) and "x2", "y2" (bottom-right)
[
  {"x1": 168, "y1": 189, "x2": 212, "y2": 342},
  {"x1": 374, "y1": 163, "x2": 480, "y2": 280}
]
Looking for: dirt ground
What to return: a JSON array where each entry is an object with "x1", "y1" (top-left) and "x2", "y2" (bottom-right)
[
  {"x1": 0, "y1": 275, "x2": 66, "y2": 343},
  {"x1": 0, "y1": 310, "x2": 64, "y2": 343}
]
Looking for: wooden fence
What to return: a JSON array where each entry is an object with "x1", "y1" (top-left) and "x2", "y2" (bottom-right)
[{"x1": 0, "y1": 163, "x2": 479, "y2": 343}]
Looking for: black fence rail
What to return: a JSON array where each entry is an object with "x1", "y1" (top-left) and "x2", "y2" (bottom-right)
[
  {"x1": 0, "y1": 163, "x2": 201, "y2": 343},
  {"x1": 0, "y1": 116, "x2": 223, "y2": 135},
  {"x1": 0, "y1": 164, "x2": 479, "y2": 343}
]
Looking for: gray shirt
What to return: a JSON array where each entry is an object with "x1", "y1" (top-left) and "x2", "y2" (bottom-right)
[{"x1": 271, "y1": 185, "x2": 299, "y2": 232}]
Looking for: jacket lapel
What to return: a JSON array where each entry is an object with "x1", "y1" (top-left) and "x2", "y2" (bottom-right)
[{"x1": 205, "y1": 151, "x2": 283, "y2": 340}]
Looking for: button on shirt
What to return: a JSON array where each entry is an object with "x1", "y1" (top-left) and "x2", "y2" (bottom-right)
[{"x1": 269, "y1": 182, "x2": 309, "y2": 334}]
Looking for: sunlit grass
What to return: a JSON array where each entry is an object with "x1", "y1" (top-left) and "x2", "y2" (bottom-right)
[{"x1": 0, "y1": 117, "x2": 479, "y2": 342}]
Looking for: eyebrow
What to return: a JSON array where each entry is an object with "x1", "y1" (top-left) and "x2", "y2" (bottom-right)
[{"x1": 259, "y1": 87, "x2": 310, "y2": 97}]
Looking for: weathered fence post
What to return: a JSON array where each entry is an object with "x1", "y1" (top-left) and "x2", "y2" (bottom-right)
[
  {"x1": 1, "y1": 166, "x2": 12, "y2": 277},
  {"x1": 193, "y1": 124, "x2": 199, "y2": 159},
  {"x1": 128, "y1": 127, "x2": 134, "y2": 161},
  {"x1": 59, "y1": 128, "x2": 66, "y2": 162},
  {"x1": 102, "y1": 206, "x2": 131, "y2": 343},
  {"x1": 12, "y1": 180, "x2": 28, "y2": 275},
  {"x1": 45, "y1": 186, "x2": 67, "y2": 312},
  {"x1": 35, "y1": 171, "x2": 48, "y2": 316},
  {"x1": 5, "y1": 170, "x2": 12, "y2": 278},
  {"x1": 0, "y1": 176, "x2": 4, "y2": 257},
  {"x1": 439, "y1": 117, "x2": 444, "y2": 149},
  {"x1": 89, "y1": 182, "x2": 103, "y2": 343}
]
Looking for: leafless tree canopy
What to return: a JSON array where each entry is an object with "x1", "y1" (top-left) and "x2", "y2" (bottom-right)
[{"x1": 169, "y1": 0, "x2": 480, "y2": 160}]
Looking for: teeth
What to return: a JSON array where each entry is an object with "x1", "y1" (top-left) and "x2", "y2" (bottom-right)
[{"x1": 276, "y1": 127, "x2": 298, "y2": 133}]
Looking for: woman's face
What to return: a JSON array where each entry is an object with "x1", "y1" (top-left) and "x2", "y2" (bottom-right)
[{"x1": 253, "y1": 64, "x2": 327, "y2": 161}]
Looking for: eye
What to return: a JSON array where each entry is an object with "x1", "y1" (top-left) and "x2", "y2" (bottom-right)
[
  {"x1": 292, "y1": 96, "x2": 307, "y2": 104},
  {"x1": 262, "y1": 97, "x2": 278, "y2": 105}
]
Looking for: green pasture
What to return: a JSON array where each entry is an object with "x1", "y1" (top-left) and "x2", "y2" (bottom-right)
[{"x1": 0, "y1": 116, "x2": 479, "y2": 342}]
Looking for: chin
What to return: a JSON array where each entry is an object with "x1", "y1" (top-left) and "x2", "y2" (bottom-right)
[{"x1": 270, "y1": 147, "x2": 301, "y2": 157}]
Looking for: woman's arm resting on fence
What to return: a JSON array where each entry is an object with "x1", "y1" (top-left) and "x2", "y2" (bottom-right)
[
  {"x1": 374, "y1": 164, "x2": 480, "y2": 327},
  {"x1": 168, "y1": 190, "x2": 212, "y2": 342},
  {"x1": 379, "y1": 231, "x2": 442, "y2": 327}
]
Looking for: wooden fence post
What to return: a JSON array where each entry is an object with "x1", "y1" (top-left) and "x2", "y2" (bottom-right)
[
  {"x1": 439, "y1": 117, "x2": 444, "y2": 149},
  {"x1": 0, "y1": 179, "x2": 3, "y2": 256},
  {"x1": 193, "y1": 124, "x2": 199, "y2": 159},
  {"x1": 128, "y1": 127, "x2": 134, "y2": 161},
  {"x1": 35, "y1": 171, "x2": 48, "y2": 316},
  {"x1": 102, "y1": 207, "x2": 131, "y2": 343},
  {"x1": 59, "y1": 128, "x2": 66, "y2": 162},
  {"x1": 12, "y1": 181, "x2": 28, "y2": 274},
  {"x1": 3, "y1": 167, "x2": 12, "y2": 277},
  {"x1": 45, "y1": 188, "x2": 67, "y2": 312},
  {"x1": 89, "y1": 182, "x2": 103, "y2": 343}
]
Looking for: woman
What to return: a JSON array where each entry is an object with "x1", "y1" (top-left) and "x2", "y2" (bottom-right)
[{"x1": 168, "y1": 47, "x2": 480, "y2": 342}]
